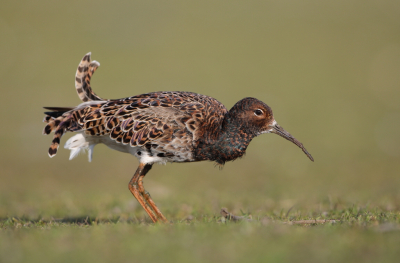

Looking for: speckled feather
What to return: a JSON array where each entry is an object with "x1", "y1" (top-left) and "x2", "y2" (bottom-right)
[
  {"x1": 75, "y1": 52, "x2": 104, "y2": 102},
  {"x1": 44, "y1": 54, "x2": 230, "y2": 163}
]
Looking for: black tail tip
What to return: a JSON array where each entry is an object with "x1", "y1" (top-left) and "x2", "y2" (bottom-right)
[{"x1": 48, "y1": 147, "x2": 58, "y2": 158}]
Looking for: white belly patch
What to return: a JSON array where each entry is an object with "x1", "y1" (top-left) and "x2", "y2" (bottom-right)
[{"x1": 64, "y1": 132, "x2": 186, "y2": 164}]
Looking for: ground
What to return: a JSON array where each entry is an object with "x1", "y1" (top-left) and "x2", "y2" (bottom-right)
[{"x1": 1, "y1": 199, "x2": 400, "y2": 263}]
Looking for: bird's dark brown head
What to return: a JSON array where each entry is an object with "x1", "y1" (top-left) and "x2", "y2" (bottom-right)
[
  {"x1": 229, "y1": 97, "x2": 314, "y2": 161},
  {"x1": 228, "y1": 97, "x2": 275, "y2": 135}
]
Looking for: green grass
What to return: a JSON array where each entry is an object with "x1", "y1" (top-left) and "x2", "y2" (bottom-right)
[{"x1": 1, "y1": 205, "x2": 400, "y2": 263}]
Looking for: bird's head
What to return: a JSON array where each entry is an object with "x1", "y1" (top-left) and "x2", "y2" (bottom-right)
[{"x1": 229, "y1": 97, "x2": 314, "y2": 161}]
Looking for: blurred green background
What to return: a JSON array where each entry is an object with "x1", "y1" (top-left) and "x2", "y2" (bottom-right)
[{"x1": 1, "y1": 0, "x2": 400, "y2": 262}]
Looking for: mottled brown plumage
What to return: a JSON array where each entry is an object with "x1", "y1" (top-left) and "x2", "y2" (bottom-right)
[{"x1": 43, "y1": 53, "x2": 313, "y2": 223}]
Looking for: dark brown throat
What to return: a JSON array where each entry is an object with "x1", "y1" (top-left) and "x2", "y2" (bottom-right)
[{"x1": 193, "y1": 112, "x2": 257, "y2": 164}]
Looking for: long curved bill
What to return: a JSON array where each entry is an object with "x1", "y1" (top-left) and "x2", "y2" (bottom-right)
[{"x1": 270, "y1": 123, "x2": 314, "y2": 162}]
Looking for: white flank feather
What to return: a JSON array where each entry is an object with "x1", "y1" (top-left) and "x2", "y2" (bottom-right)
[
  {"x1": 64, "y1": 133, "x2": 93, "y2": 162},
  {"x1": 88, "y1": 144, "x2": 95, "y2": 162}
]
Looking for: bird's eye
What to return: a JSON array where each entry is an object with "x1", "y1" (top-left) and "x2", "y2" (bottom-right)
[{"x1": 254, "y1": 109, "x2": 263, "y2": 116}]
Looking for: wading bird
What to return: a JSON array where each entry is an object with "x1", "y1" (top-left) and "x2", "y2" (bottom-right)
[{"x1": 43, "y1": 53, "x2": 313, "y2": 223}]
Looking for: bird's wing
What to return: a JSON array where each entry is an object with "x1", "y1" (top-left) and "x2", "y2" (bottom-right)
[{"x1": 71, "y1": 91, "x2": 228, "y2": 147}]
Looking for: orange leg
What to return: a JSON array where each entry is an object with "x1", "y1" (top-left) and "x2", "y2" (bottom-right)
[
  {"x1": 138, "y1": 176, "x2": 168, "y2": 223},
  {"x1": 128, "y1": 163, "x2": 168, "y2": 223}
]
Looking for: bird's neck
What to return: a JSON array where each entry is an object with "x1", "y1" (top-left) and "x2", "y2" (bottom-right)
[{"x1": 193, "y1": 112, "x2": 256, "y2": 165}]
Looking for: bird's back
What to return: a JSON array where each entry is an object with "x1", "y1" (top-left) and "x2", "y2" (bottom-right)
[{"x1": 44, "y1": 91, "x2": 228, "y2": 163}]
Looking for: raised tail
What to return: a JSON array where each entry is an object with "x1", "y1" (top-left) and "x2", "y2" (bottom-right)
[
  {"x1": 43, "y1": 52, "x2": 106, "y2": 158},
  {"x1": 75, "y1": 52, "x2": 104, "y2": 102}
]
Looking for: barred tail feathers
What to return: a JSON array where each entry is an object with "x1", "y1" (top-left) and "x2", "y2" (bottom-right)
[
  {"x1": 43, "y1": 116, "x2": 63, "y2": 134},
  {"x1": 43, "y1": 52, "x2": 105, "y2": 159},
  {"x1": 47, "y1": 119, "x2": 70, "y2": 158},
  {"x1": 42, "y1": 107, "x2": 73, "y2": 135},
  {"x1": 75, "y1": 52, "x2": 104, "y2": 102},
  {"x1": 43, "y1": 113, "x2": 71, "y2": 158}
]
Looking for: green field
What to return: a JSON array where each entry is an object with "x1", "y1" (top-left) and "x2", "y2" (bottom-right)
[{"x1": 1, "y1": 1, "x2": 400, "y2": 262}]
